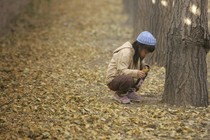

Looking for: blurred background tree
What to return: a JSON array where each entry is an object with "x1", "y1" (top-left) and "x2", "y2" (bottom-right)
[
  {"x1": 0, "y1": 0, "x2": 51, "y2": 36},
  {"x1": 123, "y1": 0, "x2": 172, "y2": 67}
]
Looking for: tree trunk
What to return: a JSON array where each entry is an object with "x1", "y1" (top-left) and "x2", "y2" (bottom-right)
[
  {"x1": 163, "y1": 0, "x2": 209, "y2": 107},
  {"x1": 0, "y1": 0, "x2": 30, "y2": 36},
  {"x1": 122, "y1": 0, "x2": 137, "y2": 27}
]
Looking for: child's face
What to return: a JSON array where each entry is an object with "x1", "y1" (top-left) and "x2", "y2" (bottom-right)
[{"x1": 140, "y1": 49, "x2": 149, "y2": 59}]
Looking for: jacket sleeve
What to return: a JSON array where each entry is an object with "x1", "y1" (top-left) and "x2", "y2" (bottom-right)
[{"x1": 116, "y1": 49, "x2": 139, "y2": 78}]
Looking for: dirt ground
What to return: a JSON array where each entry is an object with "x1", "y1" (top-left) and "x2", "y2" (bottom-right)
[{"x1": 0, "y1": 0, "x2": 210, "y2": 139}]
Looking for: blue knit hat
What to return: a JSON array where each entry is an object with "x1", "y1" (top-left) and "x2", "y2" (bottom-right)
[{"x1": 136, "y1": 31, "x2": 157, "y2": 46}]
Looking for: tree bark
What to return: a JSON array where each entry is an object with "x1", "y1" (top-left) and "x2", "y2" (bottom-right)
[{"x1": 163, "y1": 0, "x2": 209, "y2": 107}]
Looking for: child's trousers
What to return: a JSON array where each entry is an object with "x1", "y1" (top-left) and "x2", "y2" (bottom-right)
[{"x1": 107, "y1": 75, "x2": 137, "y2": 96}]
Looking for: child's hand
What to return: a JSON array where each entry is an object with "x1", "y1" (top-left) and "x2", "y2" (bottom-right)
[
  {"x1": 137, "y1": 70, "x2": 146, "y2": 78},
  {"x1": 142, "y1": 65, "x2": 150, "y2": 73}
]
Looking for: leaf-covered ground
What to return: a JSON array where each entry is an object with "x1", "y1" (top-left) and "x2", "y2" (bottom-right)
[{"x1": 0, "y1": 0, "x2": 210, "y2": 139}]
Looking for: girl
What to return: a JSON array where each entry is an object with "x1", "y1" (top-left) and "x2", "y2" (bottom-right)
[{"x1": 106, "y1": 31, "x2": 156, "y2": 104}]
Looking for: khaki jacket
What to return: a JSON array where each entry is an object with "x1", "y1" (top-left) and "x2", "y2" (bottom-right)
[{"x1": 106, "y1": 42, "x2": 143, "y2": 84}]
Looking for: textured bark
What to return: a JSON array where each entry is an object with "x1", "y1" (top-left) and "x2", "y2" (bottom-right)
[{"x1": 163, "y1": 0, "x2": 209, "y2": 107}]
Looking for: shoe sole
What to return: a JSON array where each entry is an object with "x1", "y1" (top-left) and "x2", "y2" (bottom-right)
[
  {"x1": 113, "y1": 96, "x2": 131, "y2": 104},
  {"x1": 127, "y1": 96, "x2": 141, "y2": 102},
  {"x1": 130, "y1": 99, "x2": 141, "y2": 102}
]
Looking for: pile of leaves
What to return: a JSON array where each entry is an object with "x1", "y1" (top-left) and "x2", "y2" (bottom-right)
[{"x1": 0, "y1": 0, "x2": 210, "y2": 139}]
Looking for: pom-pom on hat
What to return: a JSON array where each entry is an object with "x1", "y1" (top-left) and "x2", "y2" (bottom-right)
[{"x1": 136, "y1": 31, "x2": 157, "y2": 46}]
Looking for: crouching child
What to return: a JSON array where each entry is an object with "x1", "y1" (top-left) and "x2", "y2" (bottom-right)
[{"x1": 106, "y1": 31, "x2": 157, "y2": 104}]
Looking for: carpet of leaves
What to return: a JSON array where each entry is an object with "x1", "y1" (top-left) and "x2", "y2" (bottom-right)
[{"x1": 0, "y1": 0, "x2": 210, "y2": 139}]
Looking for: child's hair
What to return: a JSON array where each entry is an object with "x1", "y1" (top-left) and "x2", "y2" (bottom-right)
[{"x1": 132, "y1": 41, "x2": 155, "y2": 68}]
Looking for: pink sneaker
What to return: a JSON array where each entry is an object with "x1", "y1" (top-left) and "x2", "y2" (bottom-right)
[
  {"x1": 127, "y1": 92, "x2": 141, "y2": 102},
  {"x1": 113, "y1": 93, "x2": 131, "y2": 104}
]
